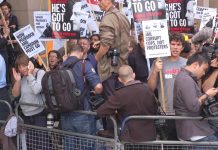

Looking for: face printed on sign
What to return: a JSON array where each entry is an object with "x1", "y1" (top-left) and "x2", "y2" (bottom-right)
[
  {"x1": 70, "y1": 2, "x2": 81, "y2": 31},
  {"x1": 185, "y1": 0, "x2": 195, "y2": 26}
]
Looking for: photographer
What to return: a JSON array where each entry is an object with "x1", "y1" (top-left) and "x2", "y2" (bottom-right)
[{"x1": 95, "y1": 0, "x2": 130, "y2": 81}]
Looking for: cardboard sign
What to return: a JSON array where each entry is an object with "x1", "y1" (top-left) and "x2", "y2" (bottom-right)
[
  {"x1": 13, "y1": 25, "x2": 45, "y2": 58},
  {"x1": 142, "y1": 19, "x2": 171, "y2": 58}
]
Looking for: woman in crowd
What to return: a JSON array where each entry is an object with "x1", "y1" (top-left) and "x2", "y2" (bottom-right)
[
  {"x1": 48, "y1": 50, "x2": 62, "y2": 70},
  {"x1": 12, "y1": 54, "x2": 47, "y2": 149}
]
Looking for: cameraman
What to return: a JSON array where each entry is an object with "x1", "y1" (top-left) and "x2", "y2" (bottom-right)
[{"x1": 202, "y1": 44, "x2": 218, "y2": 132}]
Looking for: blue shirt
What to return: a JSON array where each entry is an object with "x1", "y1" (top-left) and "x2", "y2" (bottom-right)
[
  {"x1": 0, "y1": 54, "x2": 6, "y2": 88},
  {"x1": 62, "y1": 56, "x2": 101, "y2": 110}
]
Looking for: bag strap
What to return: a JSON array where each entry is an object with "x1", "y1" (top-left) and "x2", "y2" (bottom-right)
[
  {"x1": 63, "y1": 58, "x2": 81, "y2": 69},
  {"x1": 79, "y1": 60, "x2": 90, "y2": 104}
]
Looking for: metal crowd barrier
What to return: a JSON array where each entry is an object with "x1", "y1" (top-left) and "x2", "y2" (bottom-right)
[
  {"x1": 121, "y1": 115, "x2": 218, "y2": 150},
  {"x1": 0, "y1": 100, "x2": 13, "y2": 150},
  {"x1": 15, "y1": 102, "x2": 120, "y2": 150}
]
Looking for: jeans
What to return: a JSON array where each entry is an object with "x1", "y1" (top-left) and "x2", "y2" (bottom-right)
[
  {"x1": 61, "y1": 112, "x2": 97, "y2": 150},
  {"x1": 191, "y1": 134, "x2": 218, "y2": 150},
  {"x1": 0, "y1": 87, "x2": 11, "y2": 120},
  {"x1": 23, "y1": 111, "x2": 47, "y2": 150}
]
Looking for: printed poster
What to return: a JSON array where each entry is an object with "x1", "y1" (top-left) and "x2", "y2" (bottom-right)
[
  {"x1": 166, "y1": 0, "x2": 196, "y2": 33},
  {"x1": 34, "y1": 11, "x2": 51, "y2": 40},
  {"x1": 50, "y1": 0, "x2": 80, "y2": 39},
  {"x1": 131, "y1": 0, "x2": 166, "y2": 22}
]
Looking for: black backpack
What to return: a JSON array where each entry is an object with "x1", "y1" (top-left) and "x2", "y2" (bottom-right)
[{"x1": 41, "y1": 59, "x2": 87, "y2": 113}]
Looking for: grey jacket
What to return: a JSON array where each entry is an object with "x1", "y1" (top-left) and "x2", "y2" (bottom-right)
[{"x1": 174, "y1": 68, "x2": 214, "y2": 140}]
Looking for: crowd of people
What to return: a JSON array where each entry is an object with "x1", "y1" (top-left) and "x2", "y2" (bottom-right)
[{"x1": 0, "y1": 0, "x2": 218, "y2": 149}]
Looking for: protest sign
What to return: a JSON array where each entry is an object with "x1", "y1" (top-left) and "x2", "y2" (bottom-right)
[
  {"x1": 166, "y1": 0, "x2": 196, "y2": 33},
  {"x1": 34, "y1": 11, "x2": 52, "y2": 39},
  {"x1": 81, "y1": 0, "x2": 99, "y2": 35},
  {"x1": 79, "y1": 11, "x2": 89, "y2": 37},
  {"x1": 195, "y1": 6, "x2": 209, "y2": 20},
  {"x1": 50, "y1": 0, "x2": 80, "y2": 39},
  {"x1": 13, "y1": 25, "x2": 45, "y2": 58},
  {"x1": 142, "y1": 19, "x2": 171, "y2": 58},
  {"x1": 87, "y1": 0, "x2": 104, "y2": 22},
  {"x1": 199, "y1": 9, "x2": 217, "y2": 30},
  {"x1": 131, "y1": 0, "x2": 166, "y2": 22}
]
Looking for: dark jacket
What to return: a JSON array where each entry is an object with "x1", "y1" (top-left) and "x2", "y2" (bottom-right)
[
  {"x1": 97, "y1": 81, "x2": 157, "y2": 142},
  {"x1": 128, "y1": 44, "x2": 154, "y2": 82}
]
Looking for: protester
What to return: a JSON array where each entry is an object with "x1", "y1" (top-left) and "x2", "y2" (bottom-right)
[
  {"x1": 148, "y1": 32, "x2": 187, "y2": 140},
  {"x1": 97, "y1": 65, "x2": 157, "y2": 142},
  {"x1": 0, "y1": 27, "x2": 10, "y2": 84},
  {"x1": 174, "y1": 52, "x2": 218, "y2": 143},
  {"x1": 60, "y1": 44, "x2": 103, "y2": 149},
  {"x1": 12, "y1": 54, "x2": 46, "y2": 149},
  {"x1": 128, "y1": 32, "x2": 154, "y2": 83},
  {"x1": 95, "y1": 0, "x2": 130, "y2": 81},
  {"x1": 48, "y1": 50, "x2": 62, "y2": 70},
  {"x1": 90, "y1": 34, "x2": 100, "y2": 54},
  {"x1": 0, "y1": 2, "x2": 20, "y2": 85},
  {"x1": 79, "y1": 37, "x2": 97, "y2": 71},
  {"x1": 0, "y1": 54, "x2": 11, "y2": 120}
]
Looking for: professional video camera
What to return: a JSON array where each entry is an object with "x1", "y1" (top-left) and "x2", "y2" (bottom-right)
[
  {"x1": 201, "y1": 97, "x2": 218, "y2": 117},
  {"x1": 202, "y1": 43, "x2": 218, "y2": 60}
]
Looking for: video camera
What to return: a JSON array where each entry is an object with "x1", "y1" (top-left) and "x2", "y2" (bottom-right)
[{"x1": 202, "y1": 43, "x2": 218, "y2": 60}]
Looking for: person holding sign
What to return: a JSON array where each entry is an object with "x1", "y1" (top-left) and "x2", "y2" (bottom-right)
[
  {"x1": 95, "y1": 0, "x2": 130, "y2": 81},
  {"x1": 148, "y1": 33, "x2": 187, "y2": 140}
]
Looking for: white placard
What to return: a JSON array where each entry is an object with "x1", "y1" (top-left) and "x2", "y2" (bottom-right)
[
  {"x1": 199, "y1": 9, "x2": 217, "y2": 30},
  {"x1": 13, "y1": 25, "x2": 45, "y2": 58},
  {"x1": 142, "y1": 19, "x2": 171, "y2": 58}
]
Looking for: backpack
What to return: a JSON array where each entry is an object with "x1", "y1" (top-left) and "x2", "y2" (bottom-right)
[{"x1": 41, "y1": 59, "x2": 87, "y2": 113}]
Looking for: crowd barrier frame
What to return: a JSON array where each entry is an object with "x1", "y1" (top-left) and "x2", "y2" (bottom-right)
[
  {"x1": 0, "y1": 101, "x2": 217, "y2": 149},
  {"x1": 15, "y1": 102, "x2": 121, "y2": 150}
]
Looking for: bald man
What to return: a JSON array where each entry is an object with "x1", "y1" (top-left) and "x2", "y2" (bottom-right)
[{"x1": 97, "y1": 65, "x2": 157, "y2": 142}]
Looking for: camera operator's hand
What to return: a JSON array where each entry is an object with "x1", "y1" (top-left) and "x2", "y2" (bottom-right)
[
  {"x1": 205, "y1": 88, "x2": 218, "y2": 97},
  {"x1": 210, "y1": 58, "x2": 218, "y2": 68},
  {"x1": 154, "y1": 58, "x2": 163, "y2": 73}
]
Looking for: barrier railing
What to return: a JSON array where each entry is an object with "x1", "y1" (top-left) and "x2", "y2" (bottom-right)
[
  {"x1": 15, "y1": 102, "x2": 120, "y2": 150},
  {"x1": 14, "y1": 102, "x2": 218, "y2": 150},
  {"x1": 0, "y1": 100, "x2": 13, "y2": 150},
  {"x1": 121, "y1": 115, "x2": 218, "y2": 150}
]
